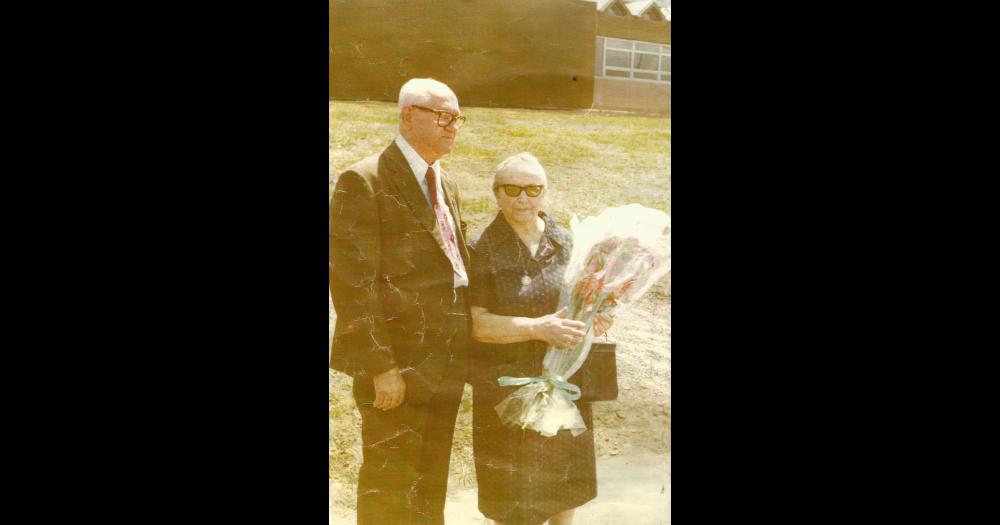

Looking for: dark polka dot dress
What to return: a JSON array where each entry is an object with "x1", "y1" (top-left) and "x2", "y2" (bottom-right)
[{"x1": 468, "y1": 211, "x2": 597, "y2": 525}]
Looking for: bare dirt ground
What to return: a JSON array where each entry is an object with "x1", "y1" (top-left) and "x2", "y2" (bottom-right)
[
  {"x1": 330, "y1": 450, "x2": 669, "y2": 525},
  {"x1": 329, "y1": 286, "x2": 670, "y2": 524}
]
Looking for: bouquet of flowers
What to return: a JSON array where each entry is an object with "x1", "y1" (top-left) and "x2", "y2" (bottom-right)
[{"x1": 495, "y1": 204, "x2": 671, "y2": 437}]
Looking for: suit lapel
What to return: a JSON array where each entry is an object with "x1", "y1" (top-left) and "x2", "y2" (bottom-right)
[{"x1": 382, "y1": 142, "x2": 449, "y2": 257}]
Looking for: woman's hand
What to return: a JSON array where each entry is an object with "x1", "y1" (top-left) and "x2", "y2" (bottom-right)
[
  {"x1": 593, "y1": 312, "x2": 614, "y2": 338},
  {"x1": 532, "y1": 307, "x2": 587, "y2": 349}
]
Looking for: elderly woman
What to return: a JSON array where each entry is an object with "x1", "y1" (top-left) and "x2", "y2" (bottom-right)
[{"x1": 468, "y1": 152, "x2": 612, "y2": 525}]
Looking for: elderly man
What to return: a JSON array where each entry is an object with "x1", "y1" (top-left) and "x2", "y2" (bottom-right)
[{"x1": 329, "y1": 78, "x2": 471, "y2": 524}]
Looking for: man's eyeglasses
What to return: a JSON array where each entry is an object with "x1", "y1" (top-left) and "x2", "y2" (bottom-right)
[
  {"x1": 495, "y1": 184, "x2": 544, "y2": 197},
  {"x1": 411, "y1": 105, "x2": 467, "y2": 129}
]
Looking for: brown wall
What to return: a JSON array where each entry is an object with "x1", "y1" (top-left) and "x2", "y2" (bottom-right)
[
  {"x1": 596, "y1": 12, "x2": 670, "y2": 44},
  {"x1": 330, "y1": 0, "x2": 597, "y2": 110},
  {"x1": 593, "y1": 77, "x2": 670, "y2": 115}
]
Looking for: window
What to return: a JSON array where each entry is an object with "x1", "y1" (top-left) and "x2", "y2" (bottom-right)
[
  {"x1": 633, "y1": 52, "x2": 658, "y2": 71},
  {"x1": 661, "y1": 45, "x2": 671, "y2": 82},
  {"x1": 607, "y1": 50, "x2": 631, "y2": 68},
  {"x1": 597, "y1": 37, "x2": 670, "y2": 83},
  {"x1": 595, "y1": 36, "x2": 605, "y2": 77},
  {"x1": 609, "y1": 3, "x2": 628, "y2": 16},
  {"x1": 606, "y1": 38, "x2": 631, "y2": 49}
]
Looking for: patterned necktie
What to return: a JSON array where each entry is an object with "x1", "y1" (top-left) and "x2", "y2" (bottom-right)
[{"x1": 426, "y1": 166, "x2": 464, "y2": 275}]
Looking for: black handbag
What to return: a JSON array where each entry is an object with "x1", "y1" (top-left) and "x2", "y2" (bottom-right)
[{"x1": 573, "y1": 341, "x2": 618, "y2": 402}]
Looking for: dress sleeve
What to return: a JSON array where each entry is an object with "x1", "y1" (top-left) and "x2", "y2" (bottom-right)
[{"x1": 467, "y1": 236, "x2": 497, "y2": 310}]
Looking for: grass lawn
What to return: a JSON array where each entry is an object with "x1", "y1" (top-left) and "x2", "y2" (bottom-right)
[{"x1": 330, "y1": 100, "x2": 670, "y2": 236}]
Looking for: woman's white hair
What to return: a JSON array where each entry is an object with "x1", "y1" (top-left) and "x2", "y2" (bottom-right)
[
  {"x1": 494, "y1": 152, "x2": 546, "y2": 188},
  {"x1": 398, "y1": 78, "x2": 456, "y2": 111}
]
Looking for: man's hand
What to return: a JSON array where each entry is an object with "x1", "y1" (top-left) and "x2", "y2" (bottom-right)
[{"x1": 372, "y1": 367, "x2": 406, "y2": 410}]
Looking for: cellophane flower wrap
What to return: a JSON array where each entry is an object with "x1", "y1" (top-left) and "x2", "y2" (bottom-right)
[{"x1": 495, "y1": 204, "x2": 671, "y2": 437}]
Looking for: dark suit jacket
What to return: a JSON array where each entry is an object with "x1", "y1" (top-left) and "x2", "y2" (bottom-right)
[{"x1": 329, "y1": 141, "x2": 471, "y2": 399}]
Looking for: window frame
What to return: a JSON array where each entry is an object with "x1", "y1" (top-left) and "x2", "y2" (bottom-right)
[{"x1": 597, "y1": 37, "x2": 671, "y2": 84}]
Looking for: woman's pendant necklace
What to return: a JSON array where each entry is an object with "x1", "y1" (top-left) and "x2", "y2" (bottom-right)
[
  {"x1": 518, "y1": 229, "x2": 538, "y2": 288},
  {"x1": 519, "y1": 247, "x2": 533, "y2": 287}
]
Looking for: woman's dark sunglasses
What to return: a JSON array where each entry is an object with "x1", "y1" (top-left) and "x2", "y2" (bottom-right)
[{"x1": 495, "y1": 184, "x2": 544, "y2": 197}]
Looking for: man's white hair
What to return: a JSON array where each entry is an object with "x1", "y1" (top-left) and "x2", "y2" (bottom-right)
[
  {"x1": 494, "y1": 152, "x2": 547, "y2": 188},
  {"x1": 398, "y1": 78, "x2": 456, "y2": 111}
]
